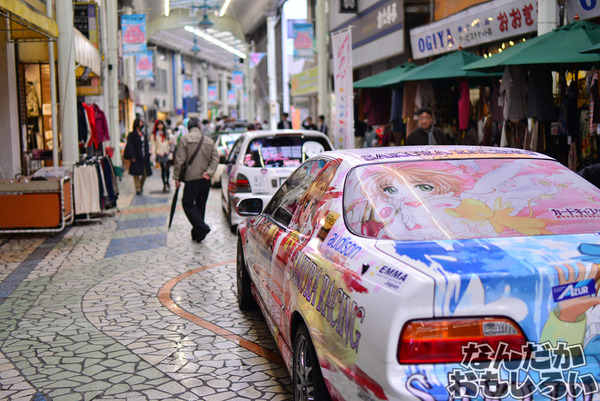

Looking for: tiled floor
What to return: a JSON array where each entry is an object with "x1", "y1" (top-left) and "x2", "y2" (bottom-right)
[{"x1": 0, "y1": 168, "x2": 292, "y2": 400}]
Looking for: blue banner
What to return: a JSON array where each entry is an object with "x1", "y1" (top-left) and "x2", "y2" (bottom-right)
[{"x1": 122, "y1": 14, "x2": 147, "y2": 56}]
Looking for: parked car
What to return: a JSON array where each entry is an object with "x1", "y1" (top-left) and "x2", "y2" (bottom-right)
[
  {"x1": 236, "y1": 145, "x2": 600, "y2": 401},
  {"x1": 221, "y1": 129, "x2": 332, "y2": 231},
  {"x1": 210, "y1": 131, "x2": 244, "y2": 187}
]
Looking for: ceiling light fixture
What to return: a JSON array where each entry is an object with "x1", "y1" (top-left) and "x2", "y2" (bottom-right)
[
  {"x1": 185, "y1": 25, "x2": 246, "y2": 59},
  {"x1": 219, "y1": 0, "x2": 232, "y2": 17},
  {"x1": 164, "y1": 0, "x2": 170, "y2": 16}
]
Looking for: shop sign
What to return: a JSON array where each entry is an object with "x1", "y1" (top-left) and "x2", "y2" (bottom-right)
[
  {"x1": 135, "y1": 51, "x2": 153, "y2": 80},
  {"x1": 567, "y1": 0, "x2": 600, "y2": 20},
  {"x1": 74, "y1": 2, "x2": 98, "y2": 48},
  {"x1": 293, "y1": 22, "x2": 315, "y2": 60},
  {"x1": 340, "y1": 0, "x2": 358, "y2": 13},
  {"x1": 410, "y1": 0, "x2": 537, "y2": 59},
  {"x1": 344, "y1": 0, "x2": 403, "y2": 48},
  {"x1": 121, "y1": 14, "x2": 147, "y2": 56},
  {"x1": 291, "y1": 67, "x2": 319, "y2": 97},
  {"x1": 228, "y1": 90, "x2": 237, "y2": 105}
]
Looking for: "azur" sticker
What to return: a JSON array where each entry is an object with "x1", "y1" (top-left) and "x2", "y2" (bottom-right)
[{"x1": 552, "y1": 279, "x2": 596, "y2": 302}]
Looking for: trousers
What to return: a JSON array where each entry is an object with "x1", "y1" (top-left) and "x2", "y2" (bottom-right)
[{"x1": 182, "y1": 178, "x2": 211, "y2": 236}]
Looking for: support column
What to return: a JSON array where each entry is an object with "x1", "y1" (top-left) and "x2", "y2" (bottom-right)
[
  {"x1": 56, "y1": 1, "x2": 79, "y2": 164},
  {"x1": 45, "y1": 1, "x2": 59, "y2": 167},
  {"x1": 105, "y1": 0, "x2": 121, "y2": 167},
  {"x1": 538, "y1": 0, "x2": 558, "y2": 35},
  {"x1": 267, "y1": 14, "x2": 278, "y2": 130},
  {"x1": 201, "y1": 63, "x2": 208, "y2": 120},
  {"x1": 174, "y1": 52, "x2": 183, "y2": 111},
  {"x1": 281, "y1": 11, "x2": 290, "y2": 116},
  {"x1": 247, "y1": 42, "x2": 255, "y2": 122},
  {"x1": 0, "y1": 35, "x2": 20, "y2": 177},
  {"x1": 221, "y1": 71, "x2": 229, "y2": 117},
  {"x1": 316, "y1": 0, "x2": 328, "y2": 121}
]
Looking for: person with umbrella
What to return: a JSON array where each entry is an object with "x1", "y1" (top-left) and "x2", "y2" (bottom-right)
[{"x1": 172, "y1": 118, "x2": 219, "y2": 242}]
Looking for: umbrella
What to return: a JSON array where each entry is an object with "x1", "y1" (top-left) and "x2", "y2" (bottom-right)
[
  {"x1": 391, "y1": 50, "x2": 499, "y2": 85},
  {"x1": 353, "y1": 62, "x2": 415, "y2": 88},
  {"x1": 464, "y1": 19, "x2": 600, "y2": 70},
  {"x1": 168, "y1": 185, "x2": 179, "y2": 230}
]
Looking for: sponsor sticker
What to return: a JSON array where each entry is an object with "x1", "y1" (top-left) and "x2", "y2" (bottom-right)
[{"x1": 552, "y1": 279, "x2": 595, "y2": 302}]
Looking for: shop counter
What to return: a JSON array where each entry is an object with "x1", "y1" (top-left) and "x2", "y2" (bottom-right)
[{"x1": 0, "y1": 177, "x2": 73, "y2": 233}]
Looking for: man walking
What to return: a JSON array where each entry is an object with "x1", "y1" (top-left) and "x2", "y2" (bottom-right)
[
  {"x1": 277, "y1": 112, "x2": 291, "y2": 129},
  {"x1": 406, "y1": 107, "x2": 446, "y2": 145},
  {"x1": 173, "y1": 118, "x2": 219, "y2": 242}
]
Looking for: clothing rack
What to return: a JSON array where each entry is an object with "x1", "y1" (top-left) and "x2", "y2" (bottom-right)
[{"x1": 73, "y1": 155, "x2": 119, "y2": 223}]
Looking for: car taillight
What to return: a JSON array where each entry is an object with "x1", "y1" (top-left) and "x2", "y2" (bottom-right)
[
  {"x1": 234, "y1": 173, "x2": 251, "y2": 193},
  {"x1": 398, "y1": 317, "x2": 527, "y2": 364}
]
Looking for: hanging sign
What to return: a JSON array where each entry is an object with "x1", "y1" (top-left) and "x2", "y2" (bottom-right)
[
  {"x1": 228, "y1": 90, "x2": 237, "y2": 105},
  {"x1": 249, "y1": 53, "x2": 266, "y2": 68},
  {"x1": 293, "y1": 22, "x2": 315, "y2": 60},
  {"x1": 410, "y1": 0, "x2": 537, "y2": 59},
  {"x1": 135, "y1": 51, "x2": 153, "y2": 80},
  {"x1": 121, "y1": 14, "x2": 147, "y2": 56},
  {"x1": 331, "y1": 27, "x2": 354, "y2": 149},
  {"x1": 232, "y1": 71, "x2": 244, "y2": 88},
  {"x1": 208, "y1": 85, "x2": 218, "y2": 102},
  {"x1": 74, "y1": 2, "x2": 99, "y2": 48},
  {"x1": 183, "y1": 79, "x2": 194, "y2": 98},
  {"x1": 340, "y1": 0, "x2": 358, "y2": 13}
]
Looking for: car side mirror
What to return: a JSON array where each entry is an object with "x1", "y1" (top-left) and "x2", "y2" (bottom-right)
[{"x1": 237, "y1": 198, "x2": 263, "y2": 216}]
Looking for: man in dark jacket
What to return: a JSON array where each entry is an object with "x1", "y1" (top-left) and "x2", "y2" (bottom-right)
[
  {"x1": 173, "y1": 118, "x2": 219, "y2": 242},
  {"x1": 406, "y1": 107, "x2": 447, "y2": 145},
  {"x1": 124, "y1": 118, "x2": 152, "y2": 195}
]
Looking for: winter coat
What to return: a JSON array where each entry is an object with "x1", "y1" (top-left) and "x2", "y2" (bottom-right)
[{"x1": 125, "y1": 130, "x2": 153, "y2": 176}]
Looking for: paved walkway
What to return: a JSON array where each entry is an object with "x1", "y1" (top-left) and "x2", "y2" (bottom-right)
[{"x1": 0, "y1": 168, "x2": 292, "y2": 400}]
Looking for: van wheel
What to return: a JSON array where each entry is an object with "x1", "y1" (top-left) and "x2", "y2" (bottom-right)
[
  {"x1": 228, "y1": 200, "x2": 237, "y2": 234},
  {"x1": 293, "y1": 323, "x2": 331, "y2": 401},
  {"x1": 236, "y1": 239, "x2": 256, "y2": 310}
]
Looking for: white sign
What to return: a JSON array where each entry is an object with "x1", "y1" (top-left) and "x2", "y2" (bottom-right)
[
  {"x1": 410, "y1": 0, "x2": 538, "y2": 59},
  {"x1": 566, "y1": 0, "x2": 600, "y2": 20},
  {"x1": 331, "y1": 27, "x2": 354, "y2": 149}
]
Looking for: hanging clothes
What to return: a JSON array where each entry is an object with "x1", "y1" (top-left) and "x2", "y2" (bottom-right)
[
  {"x1": 363, "y1": 88, "x2": 391, "y2": 126},
  {"x1": 527, "y1": 66, "x2": 555, "y2": 122},
  {"x1": 490, "y1": 78, "x2": 504, "y2": 122},
  {"x1": 500, "y1": 66, "x2": 527, "y2": 121},
  {"x1": 458, "y1": 80, "x2": 470, "y2": 130},
  {"x1": 82, "y1": 102, "x2": 98, "y2": 148},
  {"x1": 390, "y1": 89, "x2": 405, "y2": 144},
  {"x1": 93, "y1": 104, "x2": 110, "y2": 143},
  {"x1": 73, "y1": 164, "x2": 101, "y2": 214},
  {"x1": 77, "y1": 101, "x2": 89, "y2": 144},
  {"x1": 415, "y1": 81, "x2": 436, "y2": 122}
]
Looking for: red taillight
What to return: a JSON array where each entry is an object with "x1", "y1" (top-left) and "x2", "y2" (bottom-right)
[
  {"x1": 398, "y1": 317, "x2": 527, "y2": 364},
  {"x1": 234, "y1": 173, "x2": 251, "y2": 193}
]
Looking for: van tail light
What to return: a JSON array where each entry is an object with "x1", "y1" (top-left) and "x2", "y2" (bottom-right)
[
  {"x1": 233, "y1": 173, "x2": 251, "y2": 193},
  {"x1": 398, "y1": 317, "x2": 527, "y2": 364}
]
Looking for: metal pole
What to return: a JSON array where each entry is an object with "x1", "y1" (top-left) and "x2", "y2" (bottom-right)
[
  {"x1": 221, "y1": 71, "x2": 229, "y2": 117},
  {"x1": 316, "y1": 0, "x2": 328, "y2": 123},
  {"x1": 267, "y1": 14, "x2": 278, "y2": 130},
  {"x1": 46, "y1": 0, "x2": 59, "y2": 167},
  {"x1": 281, "y1": 10, "x2": 290, "y2": 117},
  {"x1": 105, "y1": 0, "x2": 121, "y2": 168},
  {"x1": 202, "y1": 63, "x2": 208, "y2": 120},
  {"x1": 56, "y1": 0, "x2": 79, "y2": 164}
]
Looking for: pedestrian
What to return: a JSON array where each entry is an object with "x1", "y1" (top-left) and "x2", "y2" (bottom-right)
[
  {"x1": 318, "y1": 115, "x2": 328, "y2": 136},
  {"x1": 302, "y1": 116, "x2": 317, "y2": 130},
  {"x1": 151, "y1": 119, "x2": 174, "y2": 193},
  {"x1": 173, "y1": 117, "x2": 219, "y2": 243},
  {"x1": 277, "y1": 112, "x2": 291, "y2": 129},
  {"x1": 406, "y1": 107, "x2": 447, "y2": 145},
  {"x1": 200, "y1": 119, "x2": 212, "y2": 136},
  {"x1": 124, "y1": 118, "x2": 152, "y2": 195}
]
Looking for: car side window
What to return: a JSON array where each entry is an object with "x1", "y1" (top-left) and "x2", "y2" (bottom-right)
[
  {"x1": 228, "y1": 137, "x2": 243, "y2": 164},
  {"x1": 264, "y1": 159, "x2": 328, "y2": 227}
]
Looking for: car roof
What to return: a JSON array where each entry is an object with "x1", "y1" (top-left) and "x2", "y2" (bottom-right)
[
  {"x1": 320, "y1": 145, "x2": 556, "y2": 167},
  {"x1": 240, "y1": 129, "x2": 331, "y2": 141}
]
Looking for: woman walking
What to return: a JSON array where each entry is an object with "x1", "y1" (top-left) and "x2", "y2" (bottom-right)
[
  {"x1": 124, "y1": 118, "x2": 152, "y2": 195},
  {"x1": 151, "y1": 119, "x2": 173, "y2": 192}
]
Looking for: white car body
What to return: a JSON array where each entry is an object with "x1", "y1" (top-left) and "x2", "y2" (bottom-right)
[{"x1": 221, "y1": 129, "x2": 332, "y2": 230}]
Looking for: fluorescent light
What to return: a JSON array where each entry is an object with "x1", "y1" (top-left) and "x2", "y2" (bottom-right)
[
  {"x1": 164, "y1": 0, "x2": 170, "y2": 16},
  {"x1": 219, "y1": 0, "x2": 232, "y2": 17},
  {"x1": 185, "y1": 25, "x2": 246, "y2": 59}
]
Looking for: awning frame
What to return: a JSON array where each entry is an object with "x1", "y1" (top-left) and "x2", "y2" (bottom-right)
[{"x1": 0, "y1": 0, "x2": 58, "y2": 42}]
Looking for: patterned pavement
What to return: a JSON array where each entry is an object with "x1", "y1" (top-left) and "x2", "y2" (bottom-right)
[{"x1": 0, "y1": 168, "x2": 292, "y2": 400}]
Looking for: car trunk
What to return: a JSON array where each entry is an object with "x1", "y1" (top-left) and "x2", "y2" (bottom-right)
[{"x1": 247, "y1": 167, "x2": 297, "y2": 196}]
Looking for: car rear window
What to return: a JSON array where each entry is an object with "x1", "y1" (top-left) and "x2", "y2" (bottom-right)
[
  {"x1": 243, "y1": 135, "x2": 331, "y2": 168},
  {"x1": 343, "y1": 158, "x2": 600, "y2": 240},
  {"x1": 218, "y1": 133, "x2": 242, "y2": 148}
]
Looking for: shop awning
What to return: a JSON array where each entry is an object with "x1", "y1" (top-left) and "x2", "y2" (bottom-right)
[
  {"x1": 353, "y1": 62, "x2": 415, "y2": 88},
  {"x1": 397, "y1": 50, "x2": 496, "y2": 82},
  {"x1": 0, "y1": 0, "x2": 58, "y2": 41},
  {"x1": 74, "y1": 27, "x2": 100, "y2": 77}
]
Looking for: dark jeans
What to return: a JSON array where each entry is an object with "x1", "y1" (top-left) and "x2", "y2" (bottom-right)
[
  {"x1": 159, "y1": 161, "x2": 170, "y2": 185},
  {"x1": 182, "y1": 178, "x2": 211, "y2": 236}
]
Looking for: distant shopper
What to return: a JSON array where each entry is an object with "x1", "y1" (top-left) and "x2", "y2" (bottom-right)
[
  {"x1": 151, "y1": 119, "x2": 173, "y2": 193},
  {"x1": 406, "y1": 107, "x2": 446, "y2": 145},
  {"x1": 318, "y1": 115, "x2": 328, "y2": 136},
  {"x1": 277, "y1": 112, "x2": 291, "y2": 129},
  {"x1": 124, "y1": 118, "x2": 152, "y2": 195},
  {"x1": 301, "y1": 116, "x2": 317, "y2": 130},
  {"x1": 173, "y1": 118, "x2": 219, "y2": 243},
  {"x1": 200, "y1": 119, "x2": 211, "y2": 136}
]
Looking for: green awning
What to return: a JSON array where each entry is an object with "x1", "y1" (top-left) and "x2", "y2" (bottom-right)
[
  {"x1": 397, "y1": 50, "x2": 495, "y2": 82},
  {"x1": 353, "y1": 62, "x2": 415, "y2": 88},
  {"x1": 465, "y1": 20, "x2": 600, "y2": 70}
]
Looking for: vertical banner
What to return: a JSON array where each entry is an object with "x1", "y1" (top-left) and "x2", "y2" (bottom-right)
[
  {"x1": 232, "y1": 71, "x2": 244, "y2": 89},
  {"x1": 293, "y1": 22, "x2": 314, "y2": 60},
  {"x1": 331, "y1": 27, "x2": 354, "y2": 149},
  {"x1": 121, "y1": 14, "x2": 147, "y2": 56},
  {"x1": 135, "y1": 51, "x2": 153, "y2": 80},
  {"x1": 208, "y1": 85, "x2": 218, "y2": 102},
  {"x1": 182, "y1": 79, "x2": 194, "y2": 98},
  {"x1": 228, "y1": 90, "x2": 237, "y2": 105}
]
